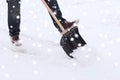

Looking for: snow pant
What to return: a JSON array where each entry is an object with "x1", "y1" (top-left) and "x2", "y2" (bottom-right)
[
  {"x1": 7, "y1": 0, "x2": 66, "y2": 36},
  {"x1": 7, "y1": 0, "x2": 21, "y2": 36},
  {"x1": 45, "y1": 0, "x2": 66, "y2": 32}
]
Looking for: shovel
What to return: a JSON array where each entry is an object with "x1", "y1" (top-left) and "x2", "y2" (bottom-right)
[{"x1": 41, "y1": 0, "x2": 87, "y2": 58}]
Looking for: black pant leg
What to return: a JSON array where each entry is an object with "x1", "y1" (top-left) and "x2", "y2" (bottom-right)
[
  {"x1": 7, "y1": 0, "x2": 21, "y2": 36},
  {"x1": 45, "y1": 0, "x2": 66, "y2": 32}
]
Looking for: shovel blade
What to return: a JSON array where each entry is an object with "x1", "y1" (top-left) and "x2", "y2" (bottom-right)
[{"x1": 60, "y1": 26, "x2": 87, "y2": 58}]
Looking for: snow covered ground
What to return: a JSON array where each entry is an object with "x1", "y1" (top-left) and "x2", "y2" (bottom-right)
[{"x1": 0, "y1": 0, "x2": 120, "y2": 80}]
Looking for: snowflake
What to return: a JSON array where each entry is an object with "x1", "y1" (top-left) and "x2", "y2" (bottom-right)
[
  {"x1": 52, "y1": 5, "x2": 57, "y2": 9},
  {"x1": 70, "y1": 37, "x2": 74, "y2": 41},
  {"x1": 12, "y1": 5, "x2": 15, "y2": 8},
  {"x1": 32, "y1": 60, "x2": 37, "y2": 65},
  {"x1": 16, "y1": 15, "x2": 20, "y2": 19},
  {"x1": 4, "y1": 73, "x2": 10, "y2": 78},
  {"x1": 47, "y1": 48, "x2": 52, "y2": 52},
  {"x1": 74, "y1": 33, "x2": 79, "y2": 38},
  {"x1": 85, "y1": 55, "x2": 89, "y2": 58},
  {"x1": 108, "y1": 52, "x2": 112, "y2": 56},
  {"x1": 97, "y1": 57, "x2": 101, "y2": 61},
  {"x1": 48, "y1": 0, "x2": 51, "y2": 2},
  {"x1": 114, "y1": 63, "x2": 119, "y2": 67},
  {"x1": 32, "y1": 43, "x2": 37, "y2": 47},
  {"x1": 1, "y1": 65, "x2": 5, "y2": 69},
  {"x1": 78, "y1": 43, "x2": 81, "y2": 47},
  {"x1": 10, "y1": 25, "x2": 13, "y2": 29},
  {"x1": 53, "y1": 11, "x2": 57, "y2": 15},
  {"x1": 72, "y1": 62, "x2": 77, "y2": 66},
  {"x1": 33, "y1": 70, "x2": 39, "y2": 75}
]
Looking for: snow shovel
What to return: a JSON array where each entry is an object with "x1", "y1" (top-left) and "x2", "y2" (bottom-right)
[{"x1": 41, "y1": 0, "x2": 87, "y2": 58}]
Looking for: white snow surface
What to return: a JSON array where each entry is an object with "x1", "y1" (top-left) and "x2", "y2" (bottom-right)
[{"x1": 0, "y1": 0, "x2": 120, "y2": 80}]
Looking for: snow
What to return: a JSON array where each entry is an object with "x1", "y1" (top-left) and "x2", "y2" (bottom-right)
[{"x1": 0, "y1": 0, "x2": 120, "y2": 80}]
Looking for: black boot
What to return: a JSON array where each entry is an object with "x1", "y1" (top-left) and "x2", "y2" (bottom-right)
[
  {"x1": 63, "y1": 20, "x2": 77, "y2": 30},
  {"x1": 10, "y1": 35, "x2": 22, "y2": 46}
]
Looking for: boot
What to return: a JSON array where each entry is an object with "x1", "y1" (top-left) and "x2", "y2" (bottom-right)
[
  {"x1": 63, "y1": 20, "x2": 76, "y2": 30},
  {"x1": 10, "y1": 35, "x2": 22, "y2": 46}
]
